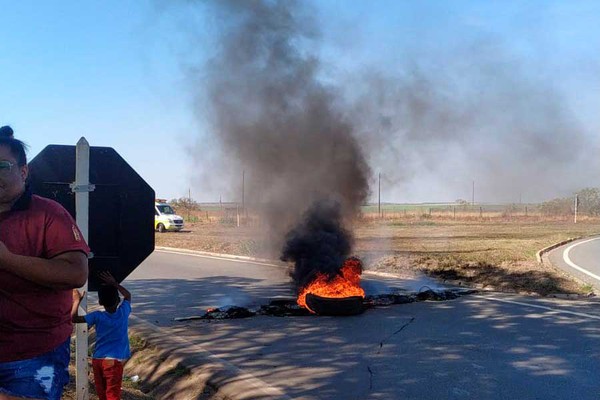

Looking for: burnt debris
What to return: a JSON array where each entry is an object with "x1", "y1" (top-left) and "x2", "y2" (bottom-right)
[{"x1": 174, "y1": 288, "x2": 476, "y2": 321}]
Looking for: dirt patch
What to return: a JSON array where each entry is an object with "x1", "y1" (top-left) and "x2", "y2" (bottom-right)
[
  {"x1": 156, "y1": 223, "x2": 263, "y2": 256},
  {"x1": 369, "y1": 255, "x2": 581, "y2": 295}
]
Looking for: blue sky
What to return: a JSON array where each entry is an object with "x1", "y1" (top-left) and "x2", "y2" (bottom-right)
[
  {"x1": 2, "y1": 1, "x2": 598, "y2": 203},
  {"x1": 1, "y1": 1, "x2": 198, "y2": 200}
]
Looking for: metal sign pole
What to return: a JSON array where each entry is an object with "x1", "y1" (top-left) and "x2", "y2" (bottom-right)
[{"x1": 73, "y1": 138, "x2": 92, "y2": 400}]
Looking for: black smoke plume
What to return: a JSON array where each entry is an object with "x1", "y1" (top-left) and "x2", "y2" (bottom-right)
[
  {"x1": 197, "y1": 0, "x2": 370, "y2": 283},
  {"x1": 281, "y1": 200, "x2": 354, "y2": 290}
]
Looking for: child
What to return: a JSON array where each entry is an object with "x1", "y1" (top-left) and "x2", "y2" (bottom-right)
[{"x1": 72, "y1": 271, "x2": 132, "y2": 400}]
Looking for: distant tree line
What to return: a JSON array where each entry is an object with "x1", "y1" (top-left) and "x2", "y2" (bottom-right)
[
  {"x1": 540, "y1": 188, "x2": 600, "y2": 216},
  {"x1": 169, "y1": 197, "x2": 201, "y2": 211}
]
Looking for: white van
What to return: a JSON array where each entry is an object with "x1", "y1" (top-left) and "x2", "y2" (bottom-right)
[{"x1": 155, "y1": 202, "x2": 184, "y2": 232}]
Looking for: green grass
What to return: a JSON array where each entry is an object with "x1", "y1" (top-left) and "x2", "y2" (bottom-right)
[
  {"x1": 581, "y1": 284, "x2": 595, "y2": 293},
  {"x1": 130, "y1": 334, "x2": 147, "y2": 353}
]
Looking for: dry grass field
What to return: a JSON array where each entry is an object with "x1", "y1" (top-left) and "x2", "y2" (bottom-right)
[
  {"x1": 156, "y1": 213, "x2": 600, "y2": 296},
  {"x1": 353, "y1": 218, "x2": 600, "y2": 294}
]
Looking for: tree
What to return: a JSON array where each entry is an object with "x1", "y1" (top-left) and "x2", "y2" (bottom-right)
[
  {"x1": 539, "y1": 198, "x2": 572, "y2": 216},
  {"x1": 169, "y1": 197, "x2": 200, "y2": 211},
  {"x1": 575, "y1": 188, "x2": 600, "y2": 216}
]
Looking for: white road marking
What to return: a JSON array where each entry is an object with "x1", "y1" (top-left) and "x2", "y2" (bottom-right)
[
  {"x1": 477, "y1": 296, "x2": 600, "y2": 321},
  {"x1": 562, "y1": 237, "x2": 600, "y2": 282}
]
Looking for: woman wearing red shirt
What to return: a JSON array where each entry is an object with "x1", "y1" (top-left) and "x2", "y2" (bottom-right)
[{"x1": 0, "y1": 126, "x2": 90, "y2": 400}]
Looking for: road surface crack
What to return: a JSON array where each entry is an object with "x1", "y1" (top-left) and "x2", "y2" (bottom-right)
[
  {"x1": 367, "y1": 317, "x2": 416, "y2": 391},
  {"x1": 377, "y1": 316, "x2": 415, "y2": 354}
]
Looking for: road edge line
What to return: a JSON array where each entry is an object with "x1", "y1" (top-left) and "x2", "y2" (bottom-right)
[
  {"x1": 156, "y1": 246, "x2": 284, "y2": 266},
  {"x1": 563, "y1": 237, "x2": 600, "y2": 283},
  {"x1": 476, "y1": 295, "x2": 600, "y2": 320}
]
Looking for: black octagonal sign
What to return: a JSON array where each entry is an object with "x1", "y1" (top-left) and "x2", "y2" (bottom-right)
[{"x1": 28, "y1": 145, "x2": 155, "y2": 291}]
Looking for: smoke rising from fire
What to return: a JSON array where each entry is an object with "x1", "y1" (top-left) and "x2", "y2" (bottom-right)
[
  {"x1": 196, "y1": 0, "x2": 370, "y2": 262},
  {"x1": 182, "y1": 1, "x2": 599, "y2": 205},
  {"x1": 179, "y1": 1, "x2": 600, "y2": 267},
  {"x1": 345, "y1": 40, "x2": 599, "y2": 203},
  {"x1": 281, "y1": 200, "x2": 355, "y2": 290}
]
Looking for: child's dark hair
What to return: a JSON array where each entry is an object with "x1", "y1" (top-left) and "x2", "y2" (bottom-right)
[
  {"x1": 0, "y1": 126, "x2": 28, "y2": 166},
  {"x1": 98, "y1": 285, "x2": 120, "y2": 308}
]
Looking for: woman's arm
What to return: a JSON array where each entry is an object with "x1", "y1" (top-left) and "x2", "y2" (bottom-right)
[{"x1": 0, "y1": 241, "x2": 87, "y2": 289}]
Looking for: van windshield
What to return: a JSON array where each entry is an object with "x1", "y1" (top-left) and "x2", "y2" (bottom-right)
[{"x1": 157, "y1": 204, "x2": 175, "y2": 215}]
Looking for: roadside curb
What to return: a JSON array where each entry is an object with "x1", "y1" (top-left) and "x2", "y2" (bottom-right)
[
  {"x1": 128, "y1": 316, "x2": 293, "y2": 400},
  {"x1": 535, "y1": 237, "x2": 580, "y2": 263},
  {"x1": 155, "y1": 246, "x2": 284, "y2": 266}
]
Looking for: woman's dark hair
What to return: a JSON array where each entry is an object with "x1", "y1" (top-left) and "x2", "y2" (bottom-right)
[
  {"x1": 0, "y1": 126, "x2": 28, "y2": 166},
  {"x1": 98, "y1": 285, "x2": 120, "y2": 308}
]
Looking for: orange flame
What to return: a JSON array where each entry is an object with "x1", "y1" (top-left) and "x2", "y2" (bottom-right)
[{"x1": 297, "y1": 258, "x2": 365, "y2": 312}]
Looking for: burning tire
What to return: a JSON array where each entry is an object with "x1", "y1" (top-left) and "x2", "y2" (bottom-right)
[{"x1": 305, "y1": 293, "x2": 365, "y2": 316}]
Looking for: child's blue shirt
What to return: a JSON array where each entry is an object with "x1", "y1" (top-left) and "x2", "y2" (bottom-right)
[{"x1": 85, "y1": 300, "x2": 131, "y2": 360}]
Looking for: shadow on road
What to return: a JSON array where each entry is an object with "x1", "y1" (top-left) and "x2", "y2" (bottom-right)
[
  {"x1": 126, "y1": 277, "x2": 294, "y2": 324},
  {"x1": 124, "y1": 276, "x2": 600, "y2": 399}
]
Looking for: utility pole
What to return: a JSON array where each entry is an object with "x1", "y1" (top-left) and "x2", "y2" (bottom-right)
[
  {"x1": 242, "y1": 170, "x2": 245, "y2": 222},
  {"x1": 378, "y1": 172, "x2": 381, "y2": 218},
  {"x1": 574, "y1": 194, "x2": 579, "y2": 224},
  {"x1": 472, "y1": 180, "x2": 475, "y2": 206},
  {"x1": 242, "y1": 170, "x2": 245, "y2": 210}
]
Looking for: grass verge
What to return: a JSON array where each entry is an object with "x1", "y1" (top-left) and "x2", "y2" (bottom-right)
[
  {"x1": 62, "y1": 333, "x2": 224, "y2": 400},
  {"x1": 156, "y1": 218, "x2": 600, "y2": 295}
]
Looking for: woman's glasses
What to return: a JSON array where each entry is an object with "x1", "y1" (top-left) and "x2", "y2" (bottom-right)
[{"x1": 0, "y1": 160, "x2": 15, "y2": 177}]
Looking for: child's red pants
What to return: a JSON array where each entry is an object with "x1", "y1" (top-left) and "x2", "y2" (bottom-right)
[{"x1": 92, "y1": 358, "x2": 124, "y2": 400}]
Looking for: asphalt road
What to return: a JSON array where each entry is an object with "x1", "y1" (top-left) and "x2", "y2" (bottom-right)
[
  {"x1": 123, "y1": 250, "x2": 600, "y2": 400},
  {"x1": 547, "y1": 236, "x2": 600, "y2": 289}
]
